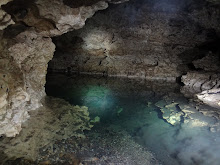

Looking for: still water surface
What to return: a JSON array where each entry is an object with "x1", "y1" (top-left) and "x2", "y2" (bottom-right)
[
  {"x1": 46, "y1": 74, "x2": 220, "y2": 165},
  {"x1": 1, "y1": 74, "x2": 220, "y2": 165}
]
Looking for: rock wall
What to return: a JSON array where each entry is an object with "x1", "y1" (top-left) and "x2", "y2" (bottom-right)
[
  {"x1": 181, "y1": 71, "x2": 220, "y2": 108},
  {"x1": 0, "y1": 0, "x2": 14, "y2": 30},
  {"x1": 0, "y1": 0, "x2": 123, "y2": 137},
  {"x1": 48, "y1": 0, "x2": 220, "y2": 81},
  {"x1": 0, "y1": 29, "x2": 55, "y2": 137}
]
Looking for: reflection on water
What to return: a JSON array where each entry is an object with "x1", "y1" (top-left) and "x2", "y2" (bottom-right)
[{"x1": 1, "y1": 74, "x2": 220, "y2": 165}]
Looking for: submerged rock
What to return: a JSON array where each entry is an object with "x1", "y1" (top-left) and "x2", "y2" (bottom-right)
[
  {"x1": 0, "y1": 0, "x2": 14, "y2": 30},
  {"x1": 0, "y1": 97, "x2": 93, "y2": 162},
  {"x1": 156, "y1": 101, "x2": 185, "y2": 125}
]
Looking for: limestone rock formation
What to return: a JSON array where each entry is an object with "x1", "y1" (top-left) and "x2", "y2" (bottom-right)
[
  {"x1": 181, "y1": 71, "x2": 220, "y2": 107},
  {"x1": 0, "y1": 0, "x2": 123, "y2": 137},
  {"x1": 0, "y1": 29, "x2": 55, "y2": 137},
  {"x1": 197, "y1": 89, "x2": 220, "y2": 109},
  {"x1": 0, "y1": 0, "x2": 14, "y2": 30},
  {"x1": 48, "y1": 0, "x2": 220, "y2": 82},
  {"x1": 36, "y1": 0, "x2": 109, "y2": 36},
  {"x1": 181, "y1": 71, "x2": 220, "y2": 95}
]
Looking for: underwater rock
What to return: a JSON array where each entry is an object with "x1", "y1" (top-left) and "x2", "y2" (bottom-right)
[
  {"x1": 155, "y1": 101, "x2": 185, "y2": 125},
  {"x1": 155, "y1": 95, "x2": 220, "y2": 129},
  {"x1": 91, "y1": 116, "x2": 100, "y2": 123},
  {"x1": 0, "y1": 97, "x2": 93, "y2": 162}
]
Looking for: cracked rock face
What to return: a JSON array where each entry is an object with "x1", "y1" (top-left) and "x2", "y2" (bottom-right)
[{"x1": 35, "y1": 0, "x2": 109, "y2": 36}]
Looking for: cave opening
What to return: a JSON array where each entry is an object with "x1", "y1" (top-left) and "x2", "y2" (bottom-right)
[{"x1": 0, "y1": 0, "x2": 220, "y2": 164}]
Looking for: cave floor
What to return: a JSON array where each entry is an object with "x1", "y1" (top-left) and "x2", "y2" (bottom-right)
[{"x1": 1, "y1": 74, "x2": 220, "y2": 165}]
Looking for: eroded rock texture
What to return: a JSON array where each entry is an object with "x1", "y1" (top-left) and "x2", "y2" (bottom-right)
[
  {"x1": 0, "y1": 0, "x2": 118, "y2": 137},
  {"x1": 0, "y1": 0, "x2": 14, "y2": 30},
  {"x1": 197, "y1": 89, "x2": 220, "y2": 109},
  {"x1": 0, "y1": 29, "x2": 55, "y2": 137},
  {"x1": 181, "y1": 71, "x2": 220, "y2": 96},
  {"x1": 48, "y1": 0, "x2": 220, "y2": 82}
]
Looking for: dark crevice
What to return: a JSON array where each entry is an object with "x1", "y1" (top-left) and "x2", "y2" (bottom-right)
[
  {"x1": 3, "y1": 23, "x2": 29, "y2": 39},
  {"x1": 176, "y1": 76, "x2": 184, "y2": 86},
  {"x1": 2, "y1": 0, "x2": 57, "y2": 32},
  {"x1": 63, "y1": 0, "x2": 102, "y2": 8}
]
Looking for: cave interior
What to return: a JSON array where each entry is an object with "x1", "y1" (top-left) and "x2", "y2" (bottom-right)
[{"x1": 0, "y1": 0, "x2": 220, "y2": 164}]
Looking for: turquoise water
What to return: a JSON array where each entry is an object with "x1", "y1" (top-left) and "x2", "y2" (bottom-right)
[{"x1": 46, "y1": 74, "x2": 220, "y2": 165}]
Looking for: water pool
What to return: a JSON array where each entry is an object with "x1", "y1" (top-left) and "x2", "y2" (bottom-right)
[{"x1": 1, "y1": 74, "x2": 220, "y2": 165}]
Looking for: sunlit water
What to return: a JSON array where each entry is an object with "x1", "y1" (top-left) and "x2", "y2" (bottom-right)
[{"x1": 45, "y1": 74, "x2": 220, "y2": 165}]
